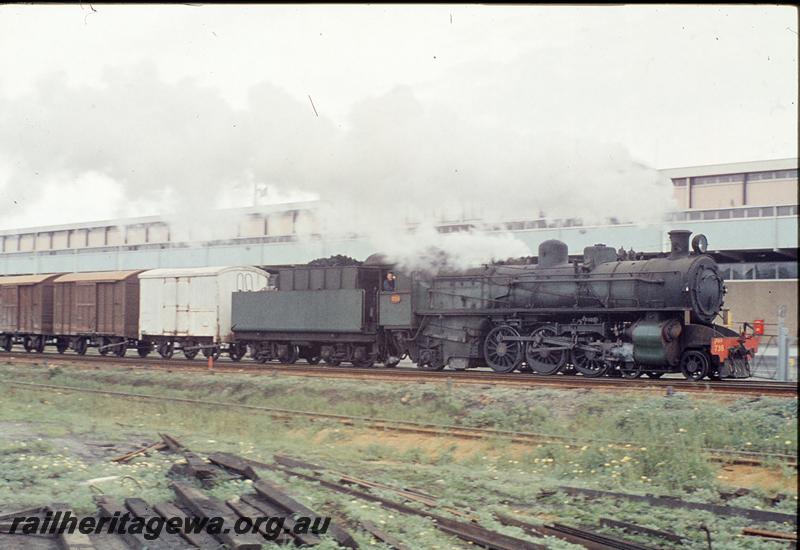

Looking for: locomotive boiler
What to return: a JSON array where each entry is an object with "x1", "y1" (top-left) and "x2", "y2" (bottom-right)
[{"x1": 395, "y1": 230, "x2": 758, "y2": 380}]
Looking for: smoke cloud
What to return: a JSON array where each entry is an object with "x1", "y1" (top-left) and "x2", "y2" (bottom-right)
[{"x1": 0, "y1": 64, "x2": 676, "y2": 269}]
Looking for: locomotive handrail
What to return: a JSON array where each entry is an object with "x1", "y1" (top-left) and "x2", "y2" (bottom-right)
[
  {"x1": 415, "y1": 306, "x2": 691, "y2": 316},
  {"x1": 432, "y1": 270, "x2": 681, "y2": 282}
]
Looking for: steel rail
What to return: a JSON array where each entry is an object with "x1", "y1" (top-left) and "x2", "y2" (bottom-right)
[
  {"x1": 3, "y1": 380, "x2": 795, "y2": 468},
  {"x1": 1, "y1": 351, "x2": 796, "y2": 397}
]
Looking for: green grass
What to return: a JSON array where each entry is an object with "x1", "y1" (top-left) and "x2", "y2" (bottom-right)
[{"x1": 0, "y1": 361, "x2": 796, "y2": 549}]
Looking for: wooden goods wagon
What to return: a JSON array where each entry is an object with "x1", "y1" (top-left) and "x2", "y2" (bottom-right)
[
  {"x1": 0, "y1": 274, "x2": 60, "y2": 352},
  {"x1": 53, "y1": 271, "x2": 143, "y2": 339}
]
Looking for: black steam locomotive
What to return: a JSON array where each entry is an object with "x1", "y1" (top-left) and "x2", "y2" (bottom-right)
[{"x1": 231, "y1": 230, "x2": 761, "y2": 380}]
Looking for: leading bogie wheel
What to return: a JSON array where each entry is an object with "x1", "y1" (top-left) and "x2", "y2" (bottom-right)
[
  {"x1": 1, "y1": 335, "x2": 12, "y2": 352},
  {"x1": 680, "y1": 349, "x2": 710, "y2": 381},
  {"x1": 620, "y1": 363, "x2": 643, "y2": 379}
]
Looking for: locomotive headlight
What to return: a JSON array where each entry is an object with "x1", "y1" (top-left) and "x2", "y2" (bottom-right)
[{"x1": 691, "y1": 234, "x2": 708, "y2": 254}]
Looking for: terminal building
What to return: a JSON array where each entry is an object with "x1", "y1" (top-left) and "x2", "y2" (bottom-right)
[{"x1": 1, "y1": 158, "x2": 797, "y2": 341}]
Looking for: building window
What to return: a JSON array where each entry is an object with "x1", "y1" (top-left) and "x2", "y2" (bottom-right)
[
  {"x1": 748, "y1": 169, "x2": 798, "y2": 180},
  {"x1": 778, "y1": 262, "x2": 798, "y2": 279},
  {"x1": 755, "y1": 263, "x2": 777, "y2": 279},
  {"x1": 777, "y1": 205, "x2": 797, "y2": 216},
  {"x1": 721, "y1": 262, "x2": 798, "y2": 280},
  {"x1": 693, "y1": 173, "x2": 745, "y2": 185},
  {"x1": 672, "y1": 178, "x2": 687, "y2": 186},
  {"x1": 729, "y1": 264, "x2": 754, "y2": 280},
  {"x1": 702, "y1": 210, "x2": 718, "y2": 220}
]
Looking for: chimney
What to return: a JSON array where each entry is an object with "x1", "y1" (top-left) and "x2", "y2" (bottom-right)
[{"x1": 668, "y1": 230, "x2": 692, "y2": 259}]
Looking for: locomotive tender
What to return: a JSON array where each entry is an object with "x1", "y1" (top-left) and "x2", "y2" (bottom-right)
[{"x1": 231, "y1": 230, "x2": 761, "y2": 380}]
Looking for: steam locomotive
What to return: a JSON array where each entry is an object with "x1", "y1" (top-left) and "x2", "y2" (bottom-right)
[{"x1": 232, "y1": 230, "x2": 761, "y2": 380}]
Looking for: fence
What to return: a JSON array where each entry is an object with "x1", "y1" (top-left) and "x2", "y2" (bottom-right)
[{"x1": 750, "y1": 306, "x2": 797, "y2": 382}]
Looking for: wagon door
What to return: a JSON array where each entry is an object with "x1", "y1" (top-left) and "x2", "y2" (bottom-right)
[
  {"x1": 0, "y1": 285, "x2": 18, "y2": 332},
  {"x1": 53, "y1": 284, "x2": 71, "y2": 335},
  {"x1": 187, "y1": 275, "x2": 216, "y2": 340},
  {"x1": 75, "y1": 283, "x2": 96, "y2": 334},
  {"x1": 113, "y1": 282, "x2": 126, "y2": 336},
  {"x1": 175, "y1": 277, "x2": 190, "y2": 336},
  {"x1": 18, "y1": 285, "x2": 32, "y2": 332},
  {"x1": 160, "y1": 278, "x2": 178, "y2": 336},
  {"x1": 96, "y1": 282, "x2": 116, "y2": 334},
  {"x1": 24, "y1": 284, "x2": 46, "y2": 333}
]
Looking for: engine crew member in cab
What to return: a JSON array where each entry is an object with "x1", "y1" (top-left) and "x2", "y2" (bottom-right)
[{"x1": 382, "y1": 272, "x2": 396, "y2": 291}]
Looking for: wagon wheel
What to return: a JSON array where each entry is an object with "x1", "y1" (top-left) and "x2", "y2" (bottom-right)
[
  {"x1": 99, "y1": 337, "x2": 111, "y2": 356},
  {"x1": 525, "y1": 326, "x2": 567, "y2": 375},
  {"x1": 299, "y1": 346, "x2": 321, "y2": 365},
  {"x1": 33, "y1": 336, "x2": 45, "y2": 353},
  {"x1": 680, "y1": 350, "x2": 709, "y2": 381},
  {"x1": 415, "y1": 336, "x2": 445, "y2": 371},
  {"x1": 275, "y1": 344, "x2": 297, "y2": 364},
  {"x1": 137, "y1": 342, "x2": 152, "y2": 358},
  {"x1": 158, "y1": 342, "x2": 174, "y2": 359},
  {"x1": 1, "y1": 335, "x2": 12, "y2": 352},
  {"x1": 229, "y1": 343, "x2": 247, "y2": 362},
  {"x1": 571, "y1": 346, "x2": 609, "y2": 378},
  {"x1": 351, "y1": 346, "x2": 376, "y2": 368},
  {"x1": 352, "y1": 358, "x2": 375, "y2": 368},
  {"x1": 202, "y1": 346, "x2": 221, "y2": 361},
  {"x1": 56, "y1": 339, "x2": 69, "y2": 354},
  {"x1": 74, "y1": 337, "x2": 88, "y2": 356},
  {"x1": 483, "y1": 325, "x2": 523, "y2": 373},
  {"x1": 645, "y1": 371, "x2": 664, "y2": 379},
  {"x1": 23, "y1": 336, "x2": 34, "y2": 353},
  {"x1": 183, "y1": 340, "x2": 199, "y2": 360},
  {"x1": 113, "y1": 339, "x2": 127, "y2": 358}
]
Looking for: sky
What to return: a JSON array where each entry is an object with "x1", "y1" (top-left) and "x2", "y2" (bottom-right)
[{"x1": 0, "y1": 4, "x2": 797, "y2": 244}]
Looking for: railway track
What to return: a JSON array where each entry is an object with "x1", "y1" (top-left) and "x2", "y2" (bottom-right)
[
  {"x1": 4, "y1": 380, "x2": 796, "y2": 468},
  {"x1": 1, "y1": 350, "x2": 797, "y2": 397}
]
